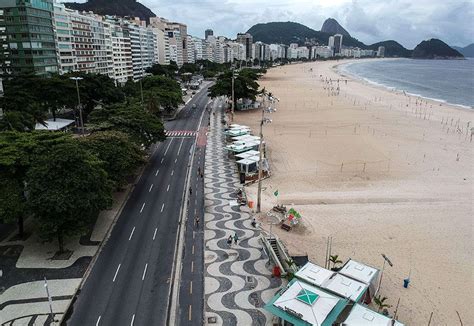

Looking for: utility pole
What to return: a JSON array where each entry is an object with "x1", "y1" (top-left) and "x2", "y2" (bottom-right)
[
  {"x1": 231, "y1": 67, "x2": 235, "y2": 121},
  {"x1": 70, "y1": 77, "x2": 84, "y2": 135},
  {"x1": 376, "y1": 253, "x2": 393, "y2": 296},
  {"x1": 256, "y1": 107, "x2": 265, "y2": 213}
]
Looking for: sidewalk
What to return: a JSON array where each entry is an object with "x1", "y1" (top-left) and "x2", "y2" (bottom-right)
[{"x1": 204, "y1": 101, "x2": 281, "y2": 325}]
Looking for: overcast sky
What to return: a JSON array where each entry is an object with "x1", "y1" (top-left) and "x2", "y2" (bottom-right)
[{"x1": 63, "y1": 0, "x2": 474, "y2": 48}]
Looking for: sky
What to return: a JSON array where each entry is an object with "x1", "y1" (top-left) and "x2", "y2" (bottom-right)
[{"x1": 64, "y1": 0, "x2": 474, "y2": 48}]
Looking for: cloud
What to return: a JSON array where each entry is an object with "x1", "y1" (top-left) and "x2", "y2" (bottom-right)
[{"x1": 61, "y1": 0, "x2": 474, "y2": 48}]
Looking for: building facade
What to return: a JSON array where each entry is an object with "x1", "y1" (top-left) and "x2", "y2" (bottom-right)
[{"x1": 236, "y1": 32, "x2": 253, "y2": 60}]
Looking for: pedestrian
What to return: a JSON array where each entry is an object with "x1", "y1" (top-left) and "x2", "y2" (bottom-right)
[
  {"x1": 251, "y1": 217, "x2": 257, "y2": 228},
  {"x1": 227, "y1": 235, "x2": 233, "y2": 247},
  {"x1": 233, "y1": 233, "x2": 239, "y2": 245},
  {"x1": 200, "y1": 171, "x2": 204, "y2": 179},
  {"x1": 195, "y1": 215, "x2": 200, "y2": 228},
  {"x1": 189, "y1": 187, "x2": 192, "y2": 195},
  {"x1": 198, "y1": 166, "x2": 201, "y2": 176}
]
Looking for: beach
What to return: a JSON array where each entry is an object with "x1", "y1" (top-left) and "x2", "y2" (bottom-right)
[{"x1": 235, "y1": 59, "x2": 473, "y2": 325}]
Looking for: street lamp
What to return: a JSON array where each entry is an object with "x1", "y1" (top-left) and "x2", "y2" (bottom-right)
[
  {"x1": 256, "y1": 94, "x2": 276, "y2": 213},
  {"x1": 70, "y1": 77, "x2": 84, "y2": 135},
  {"x1": 376, "y1": 253, "x2": 393, "y2": 296}
]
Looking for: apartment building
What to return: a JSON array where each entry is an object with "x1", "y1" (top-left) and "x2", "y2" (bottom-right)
[
  {"x1": 53, "y1": 2, "x2": 75, "y2": 73},
  {"x1": 0, "y1": 0, "x2": 58, "y2": 76},
  {"x1": 105, "y1": 16, "x2": 132, "y2": 84}
]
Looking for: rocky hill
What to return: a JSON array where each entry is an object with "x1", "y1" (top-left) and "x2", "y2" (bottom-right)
[
  {"x1": 368, "y1": 40, "x2": 412, "y2": 57},
  {"x1": 320, "y1": 18, "x2": 351, "y2": 37},
  {"x1": 412, "y1": 39, "x2": 464, "y2": 59},
  {"x1": 65, "y1": 0, "x2": 156, "y2": 22},
  {"x1": 452, "y1": 43, "x2": 474, "y2": 58},
  {"x1": 247, "y1": 21, "x2": 366, "y2": 49}
]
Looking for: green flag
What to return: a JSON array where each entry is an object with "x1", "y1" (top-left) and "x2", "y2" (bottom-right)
[{"x1": 274, "y1": 190, "x2": 279, "y2": 197}]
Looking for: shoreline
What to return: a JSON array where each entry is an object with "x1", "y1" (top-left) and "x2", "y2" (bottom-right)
[
  {"x1": 235, "y1": 59, "x2": 473, "y2": 325},
  {"x1": 333, "y1": 58, "x2": 473, "y2": 110}
]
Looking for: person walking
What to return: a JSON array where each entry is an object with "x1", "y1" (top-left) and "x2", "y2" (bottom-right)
[
  {"x1": 233, "y1": 233, "x2": 239, "y2": 245},
  {"x1": 227, "y1": 235, "x2": 233, "y2": 247},
  {"x1": 195, "y1": 215, "x2": 200, "y2": 228},
  {"x1": 189, "y1": 187, "x2": 192, "y2": 195}
]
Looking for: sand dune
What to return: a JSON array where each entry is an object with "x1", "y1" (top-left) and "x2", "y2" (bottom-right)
[{"x1": 236, "y1": 60, "x2": 473, "y2": 325}]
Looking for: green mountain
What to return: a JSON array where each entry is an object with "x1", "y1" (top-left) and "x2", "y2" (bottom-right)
[
  {"x1": 452, "y1": 44, "x2": 474, "y2": 58},
  {"x1": 412, "y1": 39, "x2": 464, "y2": 59},
  {"x1": 65, "y1": 0, "x2": 156, "y2": 22},
  {"x1": 368, "y1": 40, "x2": 412, "y2": 57},
  {"x1": 247, "y1": 21, "x2": 366, "y2": 48}
]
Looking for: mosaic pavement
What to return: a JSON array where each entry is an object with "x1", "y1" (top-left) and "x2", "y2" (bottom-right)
[{"x1": 204, "y1": 108, "x2": 281, "y2": 325}]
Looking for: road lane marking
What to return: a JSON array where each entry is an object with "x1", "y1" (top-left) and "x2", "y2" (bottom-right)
[
  {"x1": 130, "y1": 314, "x2": 135, "y2": 326},
  {"x1": 191, "y1": 261, "x2": 194, "y2": 273},
  {"x1": 177, "y1": 138, "x2": 184, "y2": 155},
  {"x1": 192, "y1": 245, "x2": 194, "y2": 255},
  {"x1": 171, "y1": 170, "x2": 174, "y2": 176},
  {"x1": 113, "y1": 264, "x2": 121, "y2": 282},
  {"x1": 161, "y1": 203, "x2": 165, "y2": 212},
  {"x1": 129, "y1": 227, "x2": 135, "y2": 240},
  {"x1": 155, "y1": 169, "x2": 159, "y2": 176},
  {"x1": 175, "y1": 158, "x2": 177, "y2": 163},
  {"x1": 194, "y1": 208, "x2": 197, "y2": 214},
  {"x1": 161, "y1": 158, "x2": 164, "y2": 164},
  {"x1": 96, "y1": 316, "x2": 101, "y2": 326},
  {"x1": 140, "y1": 203, "x2": 145, "y2": 213},
  {"x1": 153, "y1": 228, "x2": 157, "y2": 240},
  {"x1": 188, "y1": 305, "x2": 192, "y2": 321},
  {"x1": 164, "y1": 138, "x2": 174, "y2": 156},
  {"x1": 190, "y1": 281, "x2": 193, "y2": 294},
  {"x1": 142, "y1": 263, "x2": 148, "y2": 281},
  {"x1": 167, "y1": 184, "x2": 170, "y2": 192},
  {"x1": 149, "y1": 184, "x2": 153, "y2": 192}
]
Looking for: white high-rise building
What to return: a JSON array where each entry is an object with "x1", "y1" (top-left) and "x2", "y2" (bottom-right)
[
  {"x1": 192, "y1": 36, "x2": 204, "y2": 61},
  {"x1": 106, "y1": 16, "x2": 133, "y2": 84},
  {"x1": 53, "y1": 2, "x2": 76, "y2": 73},
  {"x1": 186, "y1": 35, "x2": 195, "y2": 63}
]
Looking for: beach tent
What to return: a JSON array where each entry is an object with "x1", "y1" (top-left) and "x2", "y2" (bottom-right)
[
  {"x1": 35, "y1": 118, "x2": 75, "y2": 131},
  {"x1": 224, "y1": 129, "x2": 250, "y2": 137},
  {"x1": 236, "y1": 156, "x2": 260, "y2": 174},
  {"x1": 234, "y1": 150, "x2": 260, "y2": 160},
  {"x1": 232, "y1": 135, "x2": 261, "y2": 142},
  {"x1": 343, "y1": 304, "x2": 405, "y2": 326},
  {"x1": 264, "y1": 278, "x2": 347, "y2": 326},
  {"x1": 295, "y1": 262, "x2": 334, "y2": 287},
  {"x1": 339, "y1": 259, "x2": 380, "y2": 302}
]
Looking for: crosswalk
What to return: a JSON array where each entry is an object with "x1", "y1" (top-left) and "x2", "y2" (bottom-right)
[{"x1": 165, "y1": 130, "x2": 197, "y2": 138}]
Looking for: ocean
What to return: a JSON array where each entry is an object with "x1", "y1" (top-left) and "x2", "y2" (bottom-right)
[{"x1": 339, "y1": 58, "x2": 474, "y2": 108}]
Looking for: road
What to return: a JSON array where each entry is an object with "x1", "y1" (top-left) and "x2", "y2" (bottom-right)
[{"x1": 67, "y1": 85, "x2": 211, "y2": 326}]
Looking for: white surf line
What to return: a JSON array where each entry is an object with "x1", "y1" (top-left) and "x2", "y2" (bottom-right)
[
  {"x1": 96, "y1": 316, "x2": 101, "y2": 326},
  {"x1": 153, "y1": 228, "x2": 157, "y2": 240},
  {"x1": 129, "y1": 227, "x2": 135, "y2": 240},
  {"x1": 149, "y1": 184, "x2": 154, "y2": 192},
  {"x1": 113, "y1": 264, "x2": 121, "y2": 282},
  {"x1": 142, "y1": 263, "x2": 148, "y2": 281},
  {"x1": 177, "y1": 138, "x2": 185, "y2": 156},
  {"x1": 161, "y1": 203, "x2": 165, "y2": 212},
  {"x1": 167, "y1": 184, "x2": 170, "y2": 192},
  {"x1": 140, "y1": 203, "x2": 145, "y2": 213},
  {"x1": 155, "y1": 169, "x2": 159, "y2": 176},
  {"x1": 164, "y1": 138, "x2": 174, "y2": 156},
  {"x1": 130, "y1": 314, "x2": 135, "y2": 326}
]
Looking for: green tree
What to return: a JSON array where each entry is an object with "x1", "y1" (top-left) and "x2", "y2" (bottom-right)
[
  {"x1": 329, "y1": 254, "x2": 343, "y2": 270},
  {"x1": 374, "y1": 295, "x2": 392, "y2": 313},
  {"x1": 26, "y1": 139, "x2": 112, "y2": 253},
  {"x1": 0, "y1": 131, "x2": 70, "y2": 237},
  {"x1": 88, "y1": 101, "x2": 166, "y2": 148},
  {"x1": 142, "y1": 75, "x2": 183, "y2": 114},
  {"x1": 81, "y1": 131, "x2": 145, "y2": 189},
  {"x1": 146, "y1": 61, "x2": 178, "y2": 77}
]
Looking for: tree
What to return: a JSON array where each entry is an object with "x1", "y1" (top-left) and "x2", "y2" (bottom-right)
[
  {"x1": 0, "y1": 131, "x2": 70, "y2": 237},
  {"x1": 146, "y1": 61, "x2": 178, "y2": 77},
  {"x1": 374, "y1": 295, "x2": 392, "y2": 313},
  {"x1": 329, "y1": 254, "x2": 343, "y2": 270},
  {"x1": 88, "y1": 101, "x2": 166, "y2": 148},
  {"x1": 26, "y1": 139, "x2": 112, "y2": 253},
  {"x1": 81, "y1": 131, "x2": 145, "y2": 189},
  {"x1": 142, "y1": 75, "x2": 183, "y2": 114}
]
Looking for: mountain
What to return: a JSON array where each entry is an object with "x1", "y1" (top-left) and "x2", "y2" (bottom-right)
[
  {"x1": 321, "y1": 18, "x2": 351, "y2": 37},
  {"x1": 412, "y1": 39, "x2": 464, "y2": 59},
  {"x1": 65, "y1": 0, "x2": 156, "y2": 22},
  {"x1": 247, "y1": 22, "x2": 366, "y2": 48},
  {"x1": 368, "y1": 40, "x2": 412, "y2": 57},
  {"x1": 452, "y1": 44, "x2": 474, "y2": 57}
]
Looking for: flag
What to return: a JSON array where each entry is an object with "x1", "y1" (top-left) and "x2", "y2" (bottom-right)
[{"x1": 274, "y1": 190, "x2": 279, "y2": 197}]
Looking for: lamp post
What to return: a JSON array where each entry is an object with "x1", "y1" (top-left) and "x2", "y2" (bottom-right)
[
  {"x1": 70, "y1": 77, "x2": 84, "y2": 135},
  {"x1": 376, "y1": 253, "x2": 393, "y2": 296},
  {"x1": 231, "y1": 67, "x2": 235, "y2": 121}
]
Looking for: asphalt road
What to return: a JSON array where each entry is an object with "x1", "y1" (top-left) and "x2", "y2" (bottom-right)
[{"x1": 67, "y1": 84, "x2": 212, "y2": 326}]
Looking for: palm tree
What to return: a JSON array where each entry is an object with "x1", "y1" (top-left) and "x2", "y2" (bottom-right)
[
  {"x1": 374, "y1": 295, "x2": 392, "y2": 312},
  {"x1": 329, "y1": 254, "x2": 343, "y2": 270}
]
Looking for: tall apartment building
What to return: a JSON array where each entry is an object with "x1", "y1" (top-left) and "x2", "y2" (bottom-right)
[
  {"x1": 186, "y1": 35, "x2": 194, "y2": 63},
  {"x1": 125, "y1": 18, "x2": 156, "y2": 80},
  {"x1": 333, "y1": 34, "x2": 343, "y2": 55},
  {"x1": 149, "y1": 17, "x2": 169, "y2": 65},
  {"x1": 236, "y1": 33, "x2": 253, "y2": 60},
  {"x1": 106, "y1": 16, "x2": 133, "y2": 84},
  {"x1": 0, "y1": 0, "x2": 58, "y2": 76},
  {"x1": 149, "y1": 17, "x2": 187, "y2": 66},
  {"x1": 204, "y1": 29, "x2": 213, "y2": 40},
  {"x1": 191, "y1": 36, "x2": 203, "y2": 61},
  {"x1": 54, "y1": 1, "x2": 75, "y2": 73}
]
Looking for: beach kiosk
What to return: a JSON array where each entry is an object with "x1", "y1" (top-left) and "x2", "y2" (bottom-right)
[
  {"x1": 295, "y1": 262, "x2": 370, "y2": 303},
  {"x1": 339, "y1": 259, "x2": 380, "y2": 303},
  {"x1": 264, "y1": 278, "x2": 347, "y2": 326},
  {"x1": 343, "y1": 304, "x2": 405, "y2": 326}
]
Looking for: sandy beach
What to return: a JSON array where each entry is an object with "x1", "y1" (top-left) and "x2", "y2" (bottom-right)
[{"x1": 235, "y1": 59, "x2": 473, "y2": 325}]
